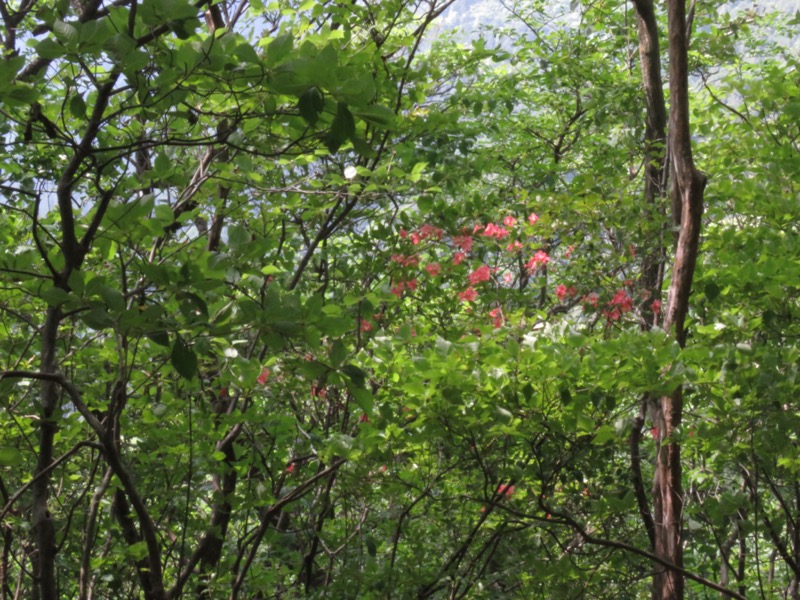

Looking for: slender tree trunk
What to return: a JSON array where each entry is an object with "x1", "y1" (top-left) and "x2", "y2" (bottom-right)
[
  {"x1": 31, "y1": 307, "x2": 62, "y2": 600},
  {"x1": 630, "y1": 0, "x2": 668, "y2": 560},
  {"x1": 651, "y1": 0, "x2": 707, "y2": 598}
]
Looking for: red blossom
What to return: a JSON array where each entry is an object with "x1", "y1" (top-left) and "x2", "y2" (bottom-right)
[
  {"x1": 311, "y1": 384, "x2": 326, "y2": 398},
  {"x1": 497, "y1": 483, "x2": 515, "y2": 498},
  {"x1": 468, "y1": 265, "x2": 492, "y2": 285},
  {"x1": 405, "y1": 278, "x2": 418, "y2": 292},
  {"x1": 503, "y1": 215, "x2": 517, "y2": 227},
  {"x1": 555, "y1": 285, "x2": 577, "y2": 301},
  {"x1": 410, "y1": 232, "x2": 422, "y2": 245},
  {"x1": 584, "y1": 292, "x2": 599, "y2": 307},
  {"x1": 565, "y1": 245, "x2": 574, "y2": 258},
  {"x1": 390, "y1": 281, "x2": 405, "y2": 297},
  {"x1": 286, "y1": 463, "x2": 296, "y2": 474},
  {"x1": 391, "y1": 253, "x2": 419, "y2": 267},
  {"x1": 453, "y1": 235, "x2": 473, "y2": 252},
  {"x1": 399, "y1": 229, "x2": 408, "y2": 239},
  {"x1": 453, "y1": 252, "x2": 467, "y2": 265},
  {"x1": 458, "y1": 287, "x2": 478, "y2": 302},
  {"x1": 528, "y1": 213, "x2": 539, "y2": 225},
  {"x1": 503, "y1": 272, "x2": 513, "y2": 284},
  {"x1": 506, "y1": 240, "x2": 523, "y2": 252},
  {"x1": 609, "y1": 289, "x2": 633, "y2": 313},
  {"x1": 525, "y1": 250, "x2": 550, "y2": 273},
  {"x1": 425, "y1": 262, "x2": 441, "y2": 276},
  {"x1": 650, "y1": 427, "x2": 659, "y2": 440},
  {"x1": 489, "y1": 307, "x2": 504, "y2": 328},
  {"x1": 483, "y1": 223, "x2": 510, "y2": 239},
  {"x1": 652, "y1": 299, "x2": 662, "y2": 315},
  {"x1": 257, "y1": 368, "x2": 270, "y2": 385},
  {"x1": 419, "y1": 223, "x2": 443, "y2": 240},
  {"x1": 360, "y1": 319, "x2": 373, "y2": 333}
]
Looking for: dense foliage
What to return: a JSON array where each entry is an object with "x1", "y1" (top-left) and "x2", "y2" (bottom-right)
[{"x1": 1, "y1": 0, "x2": 799, "y2": 598}]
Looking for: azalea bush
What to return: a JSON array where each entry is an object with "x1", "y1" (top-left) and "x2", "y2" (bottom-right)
[{"x1": 1, "y1": 0, "x2": 799, "y2": 598}]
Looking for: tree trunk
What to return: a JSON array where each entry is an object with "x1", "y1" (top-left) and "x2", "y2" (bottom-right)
[{"x1": 652, "y1": 0, "x2": 706, "y2": 598}]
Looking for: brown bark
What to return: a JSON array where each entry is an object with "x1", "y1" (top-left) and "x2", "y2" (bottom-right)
[
  {"x1": 631, "y1": 0, "x2": 668, "y2": 559},
  {"x1": 651, "y1": 0, "x2": 707, "y2": 598}
]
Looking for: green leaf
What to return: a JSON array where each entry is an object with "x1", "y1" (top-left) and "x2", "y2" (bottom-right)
[
  {"x1": 69, "y1": 94, "x2": 87, "y2": 119},
  {"x1": 171, "y1": 337, "x2": 198, "y2": 380},
  {"x1": 297, "y1": 86, "x2": 324, "y2": 125},
  {"x1": 265, "y1": 33, "x2": 293, "y2": 67},
  {"x1": 592, "y1": 425, "x2": 616, "y2": 445},
  {"x1": 704, "y1": 281, "x2": 721, "y2": 302},
  {"x1": 146, "y1": 330, "x2": 171, "y2": 347},
  {"x1": 324, "y1": 102, "x2": 355, "y2": 154},
  {"x1": 351, "y1": 104, "x2": 395, "y2": 129},
  {"x1": 341, "y1": 364, "x2": 367, "y2": 388},
  {"x1": 0, "y1": 447, "x2": 23, "y2": 467}
]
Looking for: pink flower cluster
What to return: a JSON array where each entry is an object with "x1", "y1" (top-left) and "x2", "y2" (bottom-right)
[
  {"x1": 391, "y1": 253, "x2": 419, "y2": 267},
  {"x1": 391, "y1": 279, "x2": 418, "y2": 297},
  {"x1": 481, "y1": 222, "x2": 510, "y2": 240},
  {"x1": 468, "y1": 265, "x2": 492, "y2": 285},
  {"x1": 604, "y1": 289, "x2": 634, "y2": 321},
  {"x1": 425, "y1": 262, "x2": 441, "y2": 276},
  {"x1": 453, "y1": 235, "x2": 473, "y2": 252},
  {"x1": 399, "y1": 223, "x2": 443, "y2": 245},
  {"x1": 497, "y1": 483, "x2": 515, "y2": 498},
  {"x1": 525, "y1": 250, "x2": 550, "y2": 273},
  {"x1": 459, "y1": 287, "x2": 478, "y2": 302},
  {"x1": 555, "y1": 284, "x2": 577, "y2": 301}
]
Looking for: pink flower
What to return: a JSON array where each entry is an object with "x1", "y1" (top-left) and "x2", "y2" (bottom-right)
[
  {"x1": 497, "y1": 483, "x2": 515, "y2": 498},
  {"x1": 506, "y1": 240, "x2": 523, "y2": 252},
  {"x1": 584, "y1": 292, "x2": 599, "y2": 307},
  {"x1": 650, "y1": 427, "x2": 659, "y2": 440},
  {"x1": 390, "y1": 281, "x2": 405, "y2": 297},
  {"x1": 483, "y1": 223, "x2": 509, "y2": 239},
  {"x1": 565, "y1": 245, "x2": 574, "y2": 258},
  {"x1": 468, "y1": 265, "x2": 491, "y2": 285},
  {"x1": 399, "y1": 229, "x2": 408, "y2": 239},
  {"x1": 410, "y1": 232, "x2": 422, "y2": 245},
  {"x1": 360, "y1": 319, "x2": 372, "y2": 332},
  {"x1": 555, "y1": 285, "x2": 577, "y2": 301},
  {"x1": 419, "y1": 223, "x2": 443, "y2": 240},
  {"x1": 489, "y1": 307, "x2": 504, "y2": 328},
  {"x1": 425, "y1": 262, "x2": 441, "y2": 276},
  {"x1": 453, "y1": 235, "x2": 473, "y2": 252},
  {"x1": 286, "y1": 463, "x2": 296, "y2": 474},
  {"x1": 311, "y1": 384, "x2": 326, "y2": 398},
  {"x1": 391, "y1": 254, "x2": 419, "y2": 267},
  {"x1": 257, "y1": 368, "x2": 270, "y2": 385},
  {"x1": 458, "y1": 287, "x2": 478, "y2": 302},
  {"x1": 652, "y1": 299, "x2": 662, "y2": 315},
  {"x1": 503, "y1": 216, "x2": 517, "y2": 227},
  {"x1": 453, "y1": 252, "x2": 467, "y2": 265},
  {"x1": 503, "y1": 272, "x2": 513, "y2": 284},
  {"x1": 525, "y1": 250, "x2": 550, "y2": 272},
  {"x1": 528, "y1": 213, "x2": 539, "y2": 225},
  {"x1": 405, "y1": 278, "x2": 418, "y2": 292},
  {"x1": 609, "y1": 289, "x2": 633, "y2": 313}
]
